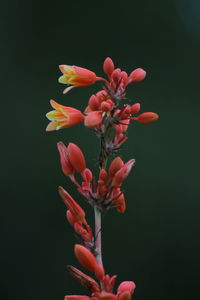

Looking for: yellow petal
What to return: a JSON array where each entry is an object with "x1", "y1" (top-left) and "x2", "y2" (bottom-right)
[
  {"x1": 58, "y1": 74, "x2": 69, "y2": 84},
  {"x1": 46, "y1": 121, "x2": 57, "y2": 131}
]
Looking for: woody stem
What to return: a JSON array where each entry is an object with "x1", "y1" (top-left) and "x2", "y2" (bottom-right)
[{"x1": 94, "y1": 205, "x2": 103, "y2": 267}]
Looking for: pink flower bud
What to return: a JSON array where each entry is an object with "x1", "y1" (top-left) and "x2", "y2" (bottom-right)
[
  {"x1": 82, "y1": 168, "x2": 93, "y2": 182},
  {"x1": 113, "y1": 193, "x2": 126, "y2": 213},
  {"x1": 129, "y1": 68, "x2": 146, "y2": 83},
  {"x1": 117, "y1": 281, "x2": 136, "y2": 295},
  {"x1": 84, "y1": 111, "x2": 103, "y2": 128},
  {"x1": 119, "y1": 119, "x2": 130, "y2": 132},
  {"x1": 58, "y1": 186, "x2": 86, "y2": 223},
  {"x1": 96, "y1": 90, "x2": 109, "y2": 103},
  {"x1": 111, "y1": 68, "x2": 121, "y2": 82},
  {"x1": 120, "y1": 106, "x2": 131, "y2": 119},
  {"x1": 68, "y1": 143, "x2": 86, "y2": 173},
  {"x1": 57, "y1": 142, "x2": 74, "y2": 176},
  {"x1": 99, "y1": 169, "x2": 108, "y2": 182},
  {"x1": 89, "y1": 95, "x2": 100, "y2": 111},
  {"x1": 74, "y1": 223, "x2": 88, "y2": 237},
  {"x1": 111, "y1": 159, "x2": 135, "y2": 187},
  {"x1": 108, "y1": 157, "x2": 124, "y2": 178},
  {"x1": 84, "y1": 105, "x2": 93, "y2": 114},
  {"x1": 135, "y1": 112, "x2": 159, "y2": 124},
  {"x1": 131, "y1": 103, "x2": 140, "y2": 114},
  {"x1": 103, "y1": 57, "x2": 115, "y2": 77},
  {"x1": 74, "y1": 244, "x2": 98, "y2": 273},
  {"x1": 66, "y1": 210, "x2": 77, "y2": 226}
]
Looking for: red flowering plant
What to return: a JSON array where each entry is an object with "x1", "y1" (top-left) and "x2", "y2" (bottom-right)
[{"x1": 46, "y1": 57, "x2": 159, "y2": 300}]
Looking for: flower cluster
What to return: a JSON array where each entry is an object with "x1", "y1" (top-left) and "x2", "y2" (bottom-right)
[
  {"x1": 45, "y1": 57, "x2": 158, "y2": 299},
  {"x1": 57, "y1": 141, "x2": 135, "y2": 213}
]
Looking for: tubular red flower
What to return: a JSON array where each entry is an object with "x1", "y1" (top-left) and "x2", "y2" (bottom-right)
[{"x1": 67, "y1": 143, "x2": 86, "y2": 173}]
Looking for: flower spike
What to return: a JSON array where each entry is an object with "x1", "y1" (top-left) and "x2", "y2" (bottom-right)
[{"x1": 45, "y1": 57, "x2": 159, "y2": 300}]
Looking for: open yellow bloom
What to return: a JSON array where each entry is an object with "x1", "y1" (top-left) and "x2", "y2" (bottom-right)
[{"x1": 46, "y1": 100, "x2": 84, "y2": 131}]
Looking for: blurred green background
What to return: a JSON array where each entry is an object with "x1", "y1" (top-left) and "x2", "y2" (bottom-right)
[{"x1": 1, "y1": 0, "x2": 200, "y2": 299}]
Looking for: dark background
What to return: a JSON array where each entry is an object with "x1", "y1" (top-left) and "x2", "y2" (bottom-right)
[{"x1": 1, "y1": 0, "x2": 200, "y2": 299}]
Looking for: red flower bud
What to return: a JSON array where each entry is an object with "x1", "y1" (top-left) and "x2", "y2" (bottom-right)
[
  {"x1": 108, "y1": 157, "x2": 124, "y2": 178},
  {"x1": 112, "y1": 193, "x2": 126, "y2": 213},
  {"x1": 111, "y1": 159, "x2": 135, "y2": 187},
  {"x1": 111, "y1": 68, "x2": 121, "y2": 82},
  {"x1": 131, "y1": 103, "x2": 140, "y2": 114},
  {"x1": 68, "y1": 143, "x2": 86, "y2": 173},
  {"x1": 57, "y1": 142, "x2": 74, "y2": 176},
  {"x1": 129, "y1": 68, "x2": 146, "y2": 83},
  {"x1": 58, "y1": 186, "x2": 86, "y2": 223},
  {"x1": 89, "y1": 95, "x2": 100, "y2": 111},
  {"x1": 95, "y1": 264, "x2": 105, "y2": 281},
  {"x1": 67, "y1": 265, "x2": 100, "y2": 293},
  {"x1": 103, "y1": 57, "x2": 115, "y2": 76},
  {"x1": 100, "y1": 101, "x2": 112, "y2": 112},
  {"x1": 135, "y1": 112, "x2": 159, "y2": 124},
  {"x1": 66, "y1": 210, "x2": 77, "y2": 226},
  {"x1": 82, "y1": 168, "x2": 93, "y2": 182},
  {"x1": 117, "y1": 281, "x2": 136, "y2": 295},
  {"x1": 74, "y1": 244, "x2": 98, "y2": 273},
  {"x1": 120, "y1": 106, "x2": 131, "y2": 120},
  {"x1": 99, "y1": 169, "x2": 108, "y2": 182},
  {"x1": 96, "y1": 90, "x2": 109, "y2": 103},
  {"x1": 84, "y1": 111, "x2": 103, "y2": 128}
]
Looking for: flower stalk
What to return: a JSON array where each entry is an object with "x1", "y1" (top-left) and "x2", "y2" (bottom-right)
[{"x1": 45, "y1": 57, "x2": 159, "y2": 300}]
